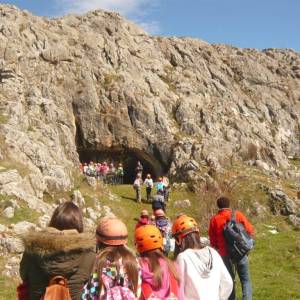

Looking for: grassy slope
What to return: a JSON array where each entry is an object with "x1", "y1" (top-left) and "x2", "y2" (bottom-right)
[{"x1": 1, "y1": 179, "x2": 299, "y2": 299}]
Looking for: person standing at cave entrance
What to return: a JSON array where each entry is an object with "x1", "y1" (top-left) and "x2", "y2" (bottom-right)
[
  {"x1": 100, "y1": 162, "x2": 109, "y2": 183},
  {"x1": 83, "y1": 163, "x2": 88, "y2": 175},
  {"x1": 144, "y1": 174, "x2": 154, "y2": 202},
  {"x1": 116, "y1": 163, "x2": 124, "y2": 184},
  {"x1": 135, "y1": 161, "x2": 143, "y2": 177},
  {"x1": 156, "y1": 177, "x2": 165, "y2": 195},
  {"x1": 133, "y1": 173, "x2": 143, "y2": 203},
  {"x1": 162, "y1": 175, "x2": 170, "y2": 202}
]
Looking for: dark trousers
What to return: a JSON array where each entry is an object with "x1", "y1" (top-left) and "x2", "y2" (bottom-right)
[
  {"x1": 222, "y1": 256, "x2": 252, "y2": 300},
  {"x1": 146, "y1": 187, "x2": 152, "y2": 202}
]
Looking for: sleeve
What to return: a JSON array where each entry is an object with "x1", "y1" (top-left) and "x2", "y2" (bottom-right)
[
  {"x1": 176, "y1": 255, "x2": 186, "y2": 300},
  {"x1": 208, "y1": 217, "x2": 218, "y2": 250},
  {"x1": 215, "y1": 251, "x2": 233, "y2": 300},
  {"x1": 237, "y1": 211, "x2": 254, "y2": 236}
]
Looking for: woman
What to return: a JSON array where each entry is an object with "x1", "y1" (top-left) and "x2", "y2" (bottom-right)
[
  {"x1": 172, "y1": 214, "x2": 233, "y2": 300},
  {"x1": 81, "y1": 217, "x2": 141, "y2": 299},
  {"x1": 19, "y1": 202, "x2": 95, "y2": 300},
  {"x1": 135, "y1": 225, "x2": 183, "y2": 299}
]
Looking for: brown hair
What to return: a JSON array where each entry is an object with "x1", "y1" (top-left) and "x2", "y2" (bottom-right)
[
  {"x1": 96, "y1": 246, "x2": 139, "y2": 295},
  {"x1": 49, "y1": 202, "x2": 83, "y2": 233},
  {"x1": 174, "y1": 231, "x2": 203, "y2": 258},
  {"x1": 140, "y1": 249, "x2": 179, "y2": 289},
  {"x1": 217, "y1": 196, "x2": 230, "y2": 209}
]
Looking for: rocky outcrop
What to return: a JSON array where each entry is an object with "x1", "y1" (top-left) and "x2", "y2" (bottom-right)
[{"x1": 0, "y1": 4, "x2": 299, "y2": 203}]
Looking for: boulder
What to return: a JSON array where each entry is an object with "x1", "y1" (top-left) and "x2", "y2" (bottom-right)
[
  {"x1": 255, "y1": 160, "x2": 271, "y2": 172},
  {"x1": 269, "y1": 189, "x2": 299, "y2": 216},
  {"x1": 85, "y1": 176, "x2": 97, "y2": 189},
  {"x1": 11, "y1": 221, "x2": 37, "y2": 235},
  {"x1": 3, "y1": 207, "x2": 14, "y2": 219},
  {"x1": 289, "y1": 214, "x2": 300, "y2": 229},
  {"x1": 0, "y1": 224, "x2": 8, "y2": 233},
  {"x1": 0, "y1": 236, "x2": 24, "y2": 253},
  {"x1": 173, "y1": 199, "x2": 191, "y2": 208},
  {"x1": 71, "y1": 190, "x2": 85, "y2": 207}
]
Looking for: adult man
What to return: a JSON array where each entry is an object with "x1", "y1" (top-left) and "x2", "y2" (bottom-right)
[
  {"x1": 133, "y1": 173, "x2": 143, "y2": 202},
  {"x1": 209, "y1": 196, "x2": 254, "y2": 300}
]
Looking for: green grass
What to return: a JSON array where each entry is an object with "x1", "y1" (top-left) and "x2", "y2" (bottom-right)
[
  {"x1": 1, "y1": 180, "x2": 299, "y2": 300},
  {"x1": 248, "y1": 228, "x2": 300, "y2": 300},
  {"x1": 0, "y1": 257, "x2": 18, "y2": 300},
  {"x1": 0, "y1": 204, "x2": 40, "y2": 226}
]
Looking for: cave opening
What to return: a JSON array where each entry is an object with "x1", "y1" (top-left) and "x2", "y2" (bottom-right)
[{"x1": 78, "y1": 148, "x2": 165, "y2": 184}]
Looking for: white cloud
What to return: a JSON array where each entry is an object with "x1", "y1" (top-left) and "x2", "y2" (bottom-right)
[
  {"x1": 138, "y1": 21, "x2": 161, "y2": 34},
  {"x1": 57, "y1": 0, "x2": 155, "y2": 17},
  {"x1": 56, "y1": 0, "x2": 161, "y2": 34}
]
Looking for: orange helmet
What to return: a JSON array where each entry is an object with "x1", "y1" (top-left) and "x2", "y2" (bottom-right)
[
  {"x1": 135, "y1": 225, "x2": 163, "y2": 254},
  {"x1": 172, "y1": 214, "x2": 199, "y2": 239},
  {"x1": 96, "y1": 217, "x2": 128, "y2": 246}
]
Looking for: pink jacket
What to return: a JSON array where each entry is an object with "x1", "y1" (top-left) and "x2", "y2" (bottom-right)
[{"x1": 139, "y1": 258, "x2": 184, "y2": 300}]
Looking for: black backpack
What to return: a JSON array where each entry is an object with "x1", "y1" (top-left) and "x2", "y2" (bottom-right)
[{"x1": 223, "y1": 210, "x2": 254, "y2": 261}]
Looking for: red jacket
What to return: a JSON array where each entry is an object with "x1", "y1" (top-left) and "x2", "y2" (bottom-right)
[{"x1": 208, "y1": 208, "x2": 254, "y2": 257}]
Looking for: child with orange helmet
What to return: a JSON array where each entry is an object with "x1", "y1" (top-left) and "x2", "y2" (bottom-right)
[
  {"x1": 172, "y1": 214, "x2": 233, "y2": 300},
  {"x1": 135, "y1": 225, "x2": 183, "y2": 300},
  {"x1": 81, "y1": 217, "x2": 141, "y2": 299}
]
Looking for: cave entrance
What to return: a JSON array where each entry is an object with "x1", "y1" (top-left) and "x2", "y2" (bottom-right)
[{"x1": 78, "y1": 148, "x2": 164, "y2": 184}]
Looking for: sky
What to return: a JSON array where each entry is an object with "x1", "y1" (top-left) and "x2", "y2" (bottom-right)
[{"x1": 1, "y1": 0, "x2": 300, "y2": 51}]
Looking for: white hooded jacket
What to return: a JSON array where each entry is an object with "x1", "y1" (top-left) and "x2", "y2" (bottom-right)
[{"x1": 176, "y1": 246, "x2": 233, "y2": 300}]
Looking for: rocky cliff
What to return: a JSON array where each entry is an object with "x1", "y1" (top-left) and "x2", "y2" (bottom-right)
[{"x1": 0, "y1": 5, "x2": 300, "y2": 203}]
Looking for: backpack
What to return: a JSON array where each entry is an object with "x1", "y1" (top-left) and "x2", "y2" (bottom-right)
[
  {"x1": 155, "y1": 218, "x2": 173, "y2": 254},
  {"x1": 81, "y1": 258, "x2": 138, "y2": 300},
  {"x1": 141, "y1": 269, "x2": 178, "y2": 300},
  {"x1": 223, "y1": 210, "x2": 254, "y2": 261},
  {"x1": 41, "y1": 276, "x2": 72, "y2": 300}
]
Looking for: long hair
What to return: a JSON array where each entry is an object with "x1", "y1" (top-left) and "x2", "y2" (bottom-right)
[
  {"x1": 96, "y1": 246, "x2": 140, "y2": 296},
  {"x1": 140, "y1": 249, "x2": 179, "y2": 289},
  {"x1": 49, "y1": 202, "x2": 83, "y2": 233},
  {"x1": 174, "y1": 231, "x2": 203, "y2": 258}
]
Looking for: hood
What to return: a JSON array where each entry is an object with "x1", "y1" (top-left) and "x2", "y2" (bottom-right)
[
  {"x1": 22, "y1": 227, "x2": 95, "y2": 256},
  {"x1": 184, "y1": 247, "x2": 213, "y2": 278},
  {"x1": 140, "y1": 258, "x2": 172, "y2": 298}
]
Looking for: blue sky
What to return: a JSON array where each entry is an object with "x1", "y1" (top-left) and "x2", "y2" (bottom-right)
[{"x1": 2, "y1": 0, "x2": 300, "y2": 51}]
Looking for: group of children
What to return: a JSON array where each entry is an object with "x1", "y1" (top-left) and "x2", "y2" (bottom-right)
[
  {"x1": 80, "y1": 161, "x2": 124, "y2": 184},
  {"x1": 19, "y1": 202, "x2": 233, "y2": 300}
]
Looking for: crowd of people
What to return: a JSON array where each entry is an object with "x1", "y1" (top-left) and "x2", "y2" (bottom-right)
[
  {"x1": 18, "y1": 196, "x2": 254, "y2": 300},
  {"x1": 80, "y1": 161, "x2": 124, "y2": 184}
]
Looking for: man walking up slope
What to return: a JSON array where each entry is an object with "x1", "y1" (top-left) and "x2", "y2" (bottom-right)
[{"x1": 209, "y1": 196, "x2": 254, "y2": 300}]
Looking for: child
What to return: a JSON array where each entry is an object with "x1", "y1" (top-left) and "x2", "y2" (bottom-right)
[
  {"x1": 136, "y1": 210, "x2": 151, "y2": 229},
  {"x1": 81, "y1": 217, "x2": 141, "y2": 299},
  {"x1": 20, "y1": 202, "x2": 95, "y2": 300},
  {"x1": 172, "y1": 215, "x2": 233, "y2": 300},
  {"x1": 135, "y1": 225, "x2": 183, "y2": 300},
  {"x1": 154, "y1": 209, "x2": 173, "y2": 256}
]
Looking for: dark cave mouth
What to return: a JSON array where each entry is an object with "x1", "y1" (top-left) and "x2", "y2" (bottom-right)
[{"x1": 78, "y1": 148, "x2": 167, "y2": 184}]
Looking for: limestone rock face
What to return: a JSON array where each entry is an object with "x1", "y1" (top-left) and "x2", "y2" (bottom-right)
[{"x1": 0, "y1": 4, "x2": 299, "y2": 202}]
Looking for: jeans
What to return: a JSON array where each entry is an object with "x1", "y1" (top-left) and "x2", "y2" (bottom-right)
[
  {"x1": 222, "y1": 255, "x2": 252, "y2": 300},
  {"x1": 135, "y1": 187, "x2": 141, "y2": 202}
]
